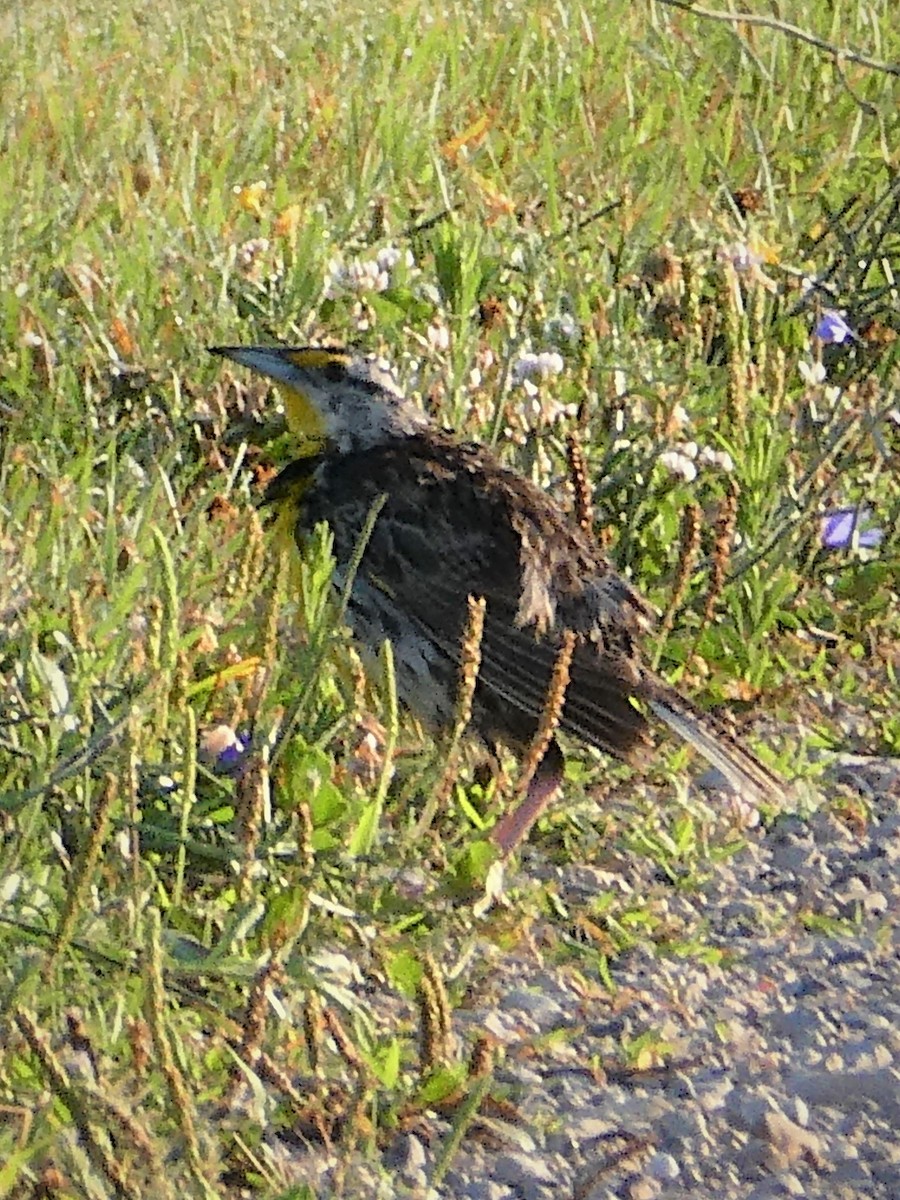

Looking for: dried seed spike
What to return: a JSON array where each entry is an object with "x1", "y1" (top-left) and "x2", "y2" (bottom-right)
[
  {"x1": 303, "y1": 990, "x2": 324, "y2": 1075},
  {"x1": 234, "y1": 506, "x2": 262, "y2": 605},
  {"x1": 417, "y1": 961, "x2": 453, "y2": 1075},
  {"x1": 128, "y1": 1016, "x2": 152, "y2": 1076},
  {"x1": 720, "y1": 260, "x2": 749, "y2": 428},
  {"x1": 516, "y1": 629, "x2": 575, "y2": 805},
  {"x1": 323, "y1": 1005, "x2": 366, "y2": 1074},
  {"x1": 263, "y1": 543, "x2": 292, "y2": 670},
  {"x1": 235, "y1": 757, "x2": 265, "y2": 903},
  {"x1": 68, "y1": 588, "x2": 87, "y2": 651},
  {"x1": 566, "y1": 431, "x2": 594, "y2": 534},
  {"x1": 369, "y1": 194, "x2": 387, "y2": 242},
  {"x1": 454, "y1": 595, "x2": 487, "y2": 733},
  {"x1": 347, "y1": 1067, "x2": 376, "y2": 1149},
  {"x1": 63, "y1": 1017, "x2": 167, "y2": 1186},
  {"x1": 576, "y1": 393, "x2": 590, "y2": 428},
  {"x1": 347, "y1": 643, "x2": 367, "y2": 720},
  {"x1": 418, "y1": 973, "x2": 441, "y2": 1075},
  {"x1": 491, "y1": 631, "x2": 576, "y2": 854},
  {"x1": 765, "y1": 345, "x2": 787, "y2": 417},
  {"x1": 704, "y1": 481, "x2": 740, "y2": 625},
  {"x1": 682, "y1": 256, "x2": 704, "y2": 368},
  {"x1": 428, "y1": 594, "x2": 487, "y2": 830},
  {"x1": 422, "y1": 952, "x2": 452, "y2": 1050},
  {"x1": 750, "y1": 274, "x2": 768, "y2": 378},
  {"x1": 251, "y1": 1045, "x2": 315, "y2": 1120},
  {"x1": 240, "y1": 961, "x2": 283, "y2": 1056},
  {"x1": 44, "y1": 773, "x2": 117, "y2": 981},
  {"x1": 96, "y1": 1089, "x2": 167, "y2": 1185},
  {"x1": 469, "y1": 1034, "x2": 496, "y2": 1078},
  {"x1": 146, "y1": 595, "x2": 163, "y2": 670},
  {"x1": 658, "y1": 502, "x2": 702, "y2": 648}
]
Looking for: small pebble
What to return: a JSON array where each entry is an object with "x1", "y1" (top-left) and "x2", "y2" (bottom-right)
[{"x1": 646, "y1": 1151, "x2": 680, "y2": 1181}]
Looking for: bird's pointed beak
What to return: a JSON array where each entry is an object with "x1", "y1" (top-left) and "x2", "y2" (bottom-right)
[
  {"x1": 209, "y1": 345, "x2": 304, "y2": 387},
  {"x1": 209, "y1": 345, "x2": 333, "y2": 451}
]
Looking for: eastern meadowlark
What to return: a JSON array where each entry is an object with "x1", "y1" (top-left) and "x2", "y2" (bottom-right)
[{"x1": 210, "y1": 345, "x2": 785, "y2": 852}]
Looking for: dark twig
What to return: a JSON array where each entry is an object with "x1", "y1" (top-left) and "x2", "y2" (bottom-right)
[{"x1": 657, "y1": 0, "x2": 900, "y2": 77}]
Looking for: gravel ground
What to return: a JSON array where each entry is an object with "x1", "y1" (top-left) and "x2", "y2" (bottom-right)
[{"x1": 269, "y1": 754, "x2": 900, "y2": 1200}]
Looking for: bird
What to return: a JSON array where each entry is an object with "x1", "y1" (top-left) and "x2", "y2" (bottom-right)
[{"x1": 209, "y1": 345, "x2": 786, "y2": 854}]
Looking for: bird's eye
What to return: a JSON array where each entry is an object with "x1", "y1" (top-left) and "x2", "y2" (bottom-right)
[{"x1": 323, "y1": 360, "x2": 345, "y2": 383}]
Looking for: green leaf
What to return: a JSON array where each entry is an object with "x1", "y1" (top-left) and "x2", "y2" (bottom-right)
[
  {"x1": 449, "y1": 839, "x2": 496, "y2": 892},
  {"x1": 368, "y1": 1038, "x2": 401, "y2": 1088},
  {"x1": 384, "y1": 948, "x2": 423, "y2": 997},
  {"x1": 417, "y1": 1063, "x2": 468, "y2": 1106}
]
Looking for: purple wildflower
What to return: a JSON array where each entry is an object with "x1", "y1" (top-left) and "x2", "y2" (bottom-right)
[
  {"x1": 821, "y1": 507, "x2": 883, "y2": 550},
  {"x1": 814, "y1": 310, "x2": 854, "y2": 345},
  {"x1": 215, "y1": 738, "x2": 251, "y2": 776},
  {"x1": 199, "y1": 724, "x2": 252, "y2": 776}
]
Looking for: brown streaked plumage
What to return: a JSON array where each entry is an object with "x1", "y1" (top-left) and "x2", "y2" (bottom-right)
[{"x1": 210, "y1": 345, "x2": 786, "y2": 852}]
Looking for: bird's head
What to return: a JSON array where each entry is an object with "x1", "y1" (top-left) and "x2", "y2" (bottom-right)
[{"x1": 209, "y1": 345, "x2": 428, "y2": 456}]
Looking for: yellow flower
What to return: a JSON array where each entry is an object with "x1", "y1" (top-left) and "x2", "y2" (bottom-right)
[
  {"x1": 233, "y1": 180, "x2": 268, "y2": 219},
  {"x1": 274, "y1": 203, "x2": 302, "y2": 242}
]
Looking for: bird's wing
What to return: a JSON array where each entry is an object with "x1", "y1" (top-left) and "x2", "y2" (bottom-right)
[
  {"x1": 316, "y1": 439, "x2": 786, "y2": 804},
  {"x1": 320, "y1": 441, "x2": 653, "y2": 761}
]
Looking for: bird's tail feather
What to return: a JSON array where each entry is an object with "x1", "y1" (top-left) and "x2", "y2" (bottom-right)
[{"x1": 645, "y1": 682, "x2": 786, "y2": 807}]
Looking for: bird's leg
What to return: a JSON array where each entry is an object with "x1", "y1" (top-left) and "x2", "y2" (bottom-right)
[
  {"x1": 491, "y1": 630, "x2": 575, "y2": 855},
  {"x1": 475, "y1": 738, "x2": 565, "y2": 916},
  {"x1": 491, "y1": 738, "x2": 565, "y2": 856}
]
